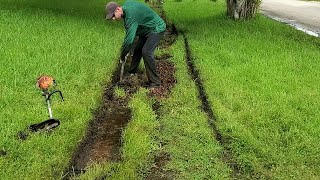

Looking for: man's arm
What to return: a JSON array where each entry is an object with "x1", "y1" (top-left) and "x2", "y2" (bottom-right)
[{"x1": 120, "y1": 21, "x2": 138, "y2": 61}]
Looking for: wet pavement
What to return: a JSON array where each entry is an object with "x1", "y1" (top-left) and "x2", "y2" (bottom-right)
[{"x1": 260, "y1": 0, "x2": 320, "y2": 37}]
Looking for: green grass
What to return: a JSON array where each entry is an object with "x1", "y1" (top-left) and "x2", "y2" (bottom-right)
[
  {"x1": 78, "y1": 89, "x2": 159, "y2": 179},
  {"x1": 156, "y1": 37, "x2": 231, "y2": 179},
  {"x1": 77, "y1": 35, "x2": 232, "y2": 179},
  {"x1": 164, "y1": 0, "x2": 320, "y2": 179},
  {"x1": 0, "y1": 0, "x2": 124, "y2": 179},
  {"x1": 2, "y1": 0, "x2": 320, "y2": 179}
]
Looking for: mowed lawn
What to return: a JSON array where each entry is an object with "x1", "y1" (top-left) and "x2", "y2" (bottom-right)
[
  {"x1": 0, "y1": 0, "x2": 124, "y2": 179},
  {"x1": 1, "y1": 0, "x2": 320, "y2": 179},
  {"x1": 164, "y1": 0, "x2": 320, "y2": 179}
]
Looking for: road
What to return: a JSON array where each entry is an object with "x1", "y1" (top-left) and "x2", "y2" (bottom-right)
[{"x1": 260, "y1": 0, "x2": 320, "y2": 37}]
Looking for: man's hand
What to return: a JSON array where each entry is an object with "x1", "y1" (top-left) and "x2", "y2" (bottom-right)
[
  {"x1": 120, "y1": 53, "x2": 127, "y2": 63},
  {"x1": 120, "y1": 53, "x2": 129, "y2": 64},
  {"x1": 120, "y1": 57, "x2": 125, "y2": 64}
]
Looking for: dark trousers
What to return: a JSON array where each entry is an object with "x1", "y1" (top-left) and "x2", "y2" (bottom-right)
[{"x1": 128, "y1": 32, "x2": 164, "y2": 86}]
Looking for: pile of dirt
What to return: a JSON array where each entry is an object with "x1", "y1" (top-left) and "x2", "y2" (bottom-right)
[{"x1": 149, "y1": 59, "x2": 176, "y2": 98}]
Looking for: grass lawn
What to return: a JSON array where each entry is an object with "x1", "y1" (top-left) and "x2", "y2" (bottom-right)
[
  {"x1": 164, "y1": 0, "x2": 320, "y2": 179},
  {"x1": 1, "y1": 0, "x2": 320, "y2": 179},
  {"x1": 0, "y1": 0, "x2": 124, "y2": 179}
]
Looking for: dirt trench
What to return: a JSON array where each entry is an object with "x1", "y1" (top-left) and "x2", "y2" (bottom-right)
[
  {"x1": 151, "y1": 0, "x2": 242, "y2": 177},
  {"x1": 181, "y1": 32, "x2": 242, "y2": 177},
  {"x1": 63, "y1": 24, "x2": 178, "y2": 178},
  {"x1": 65, "y1": 1, "x2": 242, "y2": 179}
]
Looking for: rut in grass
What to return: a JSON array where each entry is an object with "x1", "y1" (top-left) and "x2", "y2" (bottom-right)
[
  {"x1": 63, "y1": 67, "x2": 133, "y2": 178},
  {"x1": 64, "y1": 1, "x2": 177, "y2": 177},
  {"x1": 181, "y1": 32, "x2": 243, "y2": 177},
  {"x1": 63, "y1": 30, "x2": 177, "y2": 179}
]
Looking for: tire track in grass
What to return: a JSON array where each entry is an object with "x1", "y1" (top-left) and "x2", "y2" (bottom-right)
[
  {"x1": 146, "y1": 56, "x2": 177, "y2": 179},
  {"x1": 63, "y1": 53, "x2": 161, "y2": 178},
  {"x1": 181, "y1": 32, "x2": 242, "y2": 177}
]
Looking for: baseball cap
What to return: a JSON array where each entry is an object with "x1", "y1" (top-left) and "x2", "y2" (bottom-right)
[{"x1": 106, "y1": 2, "x2": 119, "y2": 19}]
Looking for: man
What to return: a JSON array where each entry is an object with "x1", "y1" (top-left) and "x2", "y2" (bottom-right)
[{"x1": 105, "y1": 1, "x2": 166, "y2": 89}]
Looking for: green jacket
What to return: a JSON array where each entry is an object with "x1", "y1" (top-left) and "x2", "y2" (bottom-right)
[{"x1": 120, "y1": 0, "x2": 166, "y2": 59}]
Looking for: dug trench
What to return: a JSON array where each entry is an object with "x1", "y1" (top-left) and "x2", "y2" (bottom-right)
[
  {"x1": 65, "y1": 1, "x2": 243, "y2": 179},
  {"x1": 181, "y1": 32, "x2": 243, "y2": 177},
  {"x1": 63, "y1": 24, "x2": 178, "y2": 178},
  {"x1": 149, "y1": 0, "x2": 243, "y2": 178}
]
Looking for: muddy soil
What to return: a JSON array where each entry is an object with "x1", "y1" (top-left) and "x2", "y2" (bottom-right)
[
  {"x1": 146, "y1": 152, "x2": 174, "y2": 180},
  {"x1": 68, "y1": 99, "x2": 131, "y2": 172}
]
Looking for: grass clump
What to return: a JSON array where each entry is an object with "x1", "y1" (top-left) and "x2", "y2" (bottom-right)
[{"x1": 114, "y1": 86, "x2": 126, "y2": 98}]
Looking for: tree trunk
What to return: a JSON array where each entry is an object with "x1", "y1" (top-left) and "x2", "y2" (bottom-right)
[{"x1": 227, "y1": 0, "x2": 261, "y2": 20}]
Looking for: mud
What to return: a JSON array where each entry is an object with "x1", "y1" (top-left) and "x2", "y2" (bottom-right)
[
  {"x1": 146, "y1": 152, "x2": 174, "y2": 180},
  {"x1": 118, "y1": 54, "x2": 176, "y2": 99},
  {"x1": 142, "y1": 2, "x2": 179, "y2": 179},
  {"x1": 150, "y1": 59, "x2": 176, "y2": 98},
  {"x1": 145, "y1": 101, "x2": 174, "y2": 180},
  {"x1": 159, "y1": 25, "x2": 178, "y2": 49},
  {"x1": 65, "y1": 85, "x2": 132, "y2": 176}
]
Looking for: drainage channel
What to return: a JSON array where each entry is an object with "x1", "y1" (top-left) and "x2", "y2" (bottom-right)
[
  {"x1": 146, "y1": 64, "x2": 175, "y2": 179},
  {"x1": 63, "y1": 27, "x2": 178, "y2": 179},
  {"x1": 63, "y1": 0, "x2": 178, "y2": 177},
  {"x1": 181, "y1": 32, "x2": 242, "y2": 177},
  {"x1": 143, "y1": 2, "x2": 179, "y2": 179},
  {"x1": 62, "y1": 68, "x2": 136, "y2": 178}
]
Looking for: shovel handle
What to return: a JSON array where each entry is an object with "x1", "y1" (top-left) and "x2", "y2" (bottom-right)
[
  {"x1": 119, "y1": 55, "x2": 128, "y2": 81},
  {"x1": 120, "y1": 62, "x2": 125, "y2": 81}
]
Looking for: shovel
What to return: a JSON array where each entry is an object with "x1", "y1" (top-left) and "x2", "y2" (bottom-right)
[{"x1": 119, "y1": 54, "x2": 129, "y2": 81}]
